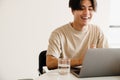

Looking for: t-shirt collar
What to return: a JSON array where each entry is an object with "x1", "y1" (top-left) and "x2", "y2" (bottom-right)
[{"x1": 69, "y1": 22, "x2": 88, "y2": 34}]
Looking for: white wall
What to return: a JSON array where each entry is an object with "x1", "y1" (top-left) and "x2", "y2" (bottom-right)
[
  {"x1": 108, "y1": 0, "x2": 120, "y2": 48},
  {"x1": 92, "y1": 0, "x2": 110, "y2": 32},
  {"x1": 0, "y1": 0, "x2": 110, "y2": 80}
]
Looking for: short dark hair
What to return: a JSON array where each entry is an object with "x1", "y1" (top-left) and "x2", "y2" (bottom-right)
[{"x1": 69, "y1": 0, "x2": 97, "y2": 11}]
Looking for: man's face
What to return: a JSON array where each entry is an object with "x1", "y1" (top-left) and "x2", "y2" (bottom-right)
[{"x1": 72, "y1": 0, "x2": 94, "y2": 26}]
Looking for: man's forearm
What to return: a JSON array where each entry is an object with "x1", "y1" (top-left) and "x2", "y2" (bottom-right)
[
  {"x1": 46, "y1": 55, "x2": 82, "y2": 69},
  {"x1": 70, "y1": 58, "x2": 82, "y2": 67},
  {"x1": 46, "y1": 55, "x2": 58, "y2": 69}
]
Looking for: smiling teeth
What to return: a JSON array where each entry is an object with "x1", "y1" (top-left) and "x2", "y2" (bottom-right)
[
  {"x1": 83, "y1": 17, "x2": 88, "y2": 19},
  {"x1": 81, "y1": 17, "x2": 88, "y2": 20}
]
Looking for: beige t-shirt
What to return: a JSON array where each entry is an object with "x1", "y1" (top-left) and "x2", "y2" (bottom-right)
[{"x1": 47, "y1": 23, "x2": 108, "y2": 59}]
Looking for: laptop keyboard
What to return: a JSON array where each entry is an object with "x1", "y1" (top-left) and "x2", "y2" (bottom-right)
[{"x1": 71, "y1": 67, "x2": 81, "y2": 74}]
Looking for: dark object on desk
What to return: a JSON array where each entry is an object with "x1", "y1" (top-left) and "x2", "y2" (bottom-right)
[
  {"x1": 71, "y1": 48, "x2": 120, "y2": 78},
  {"x1": 38, "y1": 50, "x2": 47, "y2": 75}
]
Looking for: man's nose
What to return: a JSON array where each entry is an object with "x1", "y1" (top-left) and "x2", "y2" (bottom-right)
[{"x1": 83, "y1": 9, "x2": 89, "y2": 15}]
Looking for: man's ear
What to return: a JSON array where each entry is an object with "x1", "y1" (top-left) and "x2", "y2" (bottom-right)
[{"x1": 71, "y1": 9, "x2": 74, "y2": 15}]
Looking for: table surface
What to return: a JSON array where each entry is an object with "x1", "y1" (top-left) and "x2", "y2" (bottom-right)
[{"x1": 34, "y1": 69, "x2": 120, "y2": 80}]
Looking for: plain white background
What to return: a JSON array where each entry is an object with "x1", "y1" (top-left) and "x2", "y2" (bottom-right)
[
  {"x1": 0, "y1": 0, "x2": 110, "y2": 80},
  {"x1": 108, "y1": 0, "x2": 120, "y2": 47}
]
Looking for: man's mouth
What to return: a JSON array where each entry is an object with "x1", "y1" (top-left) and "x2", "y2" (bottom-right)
[{"x1": 81, "y1": 16, "x2": 89, "y2": 20}]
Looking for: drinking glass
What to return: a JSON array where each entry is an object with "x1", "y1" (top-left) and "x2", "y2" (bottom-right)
[{"x1": 58, "y1": 58, "x2": 70, "y2": 75}]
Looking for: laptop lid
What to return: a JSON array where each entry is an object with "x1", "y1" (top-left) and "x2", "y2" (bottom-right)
[{"x1": 71, "y1": 48, "x2": 120, "y2": 78}]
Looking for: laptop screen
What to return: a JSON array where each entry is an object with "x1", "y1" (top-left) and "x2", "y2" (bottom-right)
[{"x1": 71, "y1": 48, "x2": 120, "y2": 78}]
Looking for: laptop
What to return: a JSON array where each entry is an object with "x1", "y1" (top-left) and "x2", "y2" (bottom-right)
[{"x1": 71, "y1": 48, "x2": 120, "y2": 78}]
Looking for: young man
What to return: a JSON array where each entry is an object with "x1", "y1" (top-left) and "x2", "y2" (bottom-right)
[{"x1": 46, "y1": 0, "x2": 108, "y2": 69}]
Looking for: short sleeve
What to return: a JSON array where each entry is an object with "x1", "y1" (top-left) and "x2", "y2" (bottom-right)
[
  {"x1": 96, "y1": 27, "x2": 109, "y2": 48},
  {"x1": 46, "y1": 31, "x2": 62, "y2": 58}
]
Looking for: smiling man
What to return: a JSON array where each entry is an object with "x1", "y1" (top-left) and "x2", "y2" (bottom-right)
[{"x1": 46, "y1": 0, "x2": 109, "y2": 69}]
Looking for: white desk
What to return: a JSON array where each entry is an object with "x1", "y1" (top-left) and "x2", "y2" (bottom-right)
[{"x1": 35, "y1": 69, "x2": 120, "y2": 80}]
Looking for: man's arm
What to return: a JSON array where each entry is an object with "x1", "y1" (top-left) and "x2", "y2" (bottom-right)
[
  {"x1": 46, "y1": 55, "x2": 82, "y2": 69},
  {"x1": 46, "y1": 55, "x2": 58, "y2": 69}
]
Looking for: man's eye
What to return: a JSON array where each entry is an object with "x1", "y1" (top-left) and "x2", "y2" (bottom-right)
[
  {"x1": 89, "y1": 8, "x2": 93, "y2": 11},
  {"x1": 89, "y1": 7, "x2": 94, "y2": 11},
  {"x1": 80, "y1": 7, "x2": 85, "y2": 10}
]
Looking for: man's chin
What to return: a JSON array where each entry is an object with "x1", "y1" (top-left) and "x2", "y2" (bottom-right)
[{"x1": 83, "y1": 23, "x2": 89, "y2": 26}]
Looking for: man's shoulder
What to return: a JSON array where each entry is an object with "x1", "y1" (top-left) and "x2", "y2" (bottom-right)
[
  {"x1": 53, "y1": 23, "x2": 70, "y2": 32},
  {"x1": 88, "y1": 24, "x2": 99, "y2": 28},
  {"x1": 88, "y1": 24, "x2": 101, "y2": 30}
]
